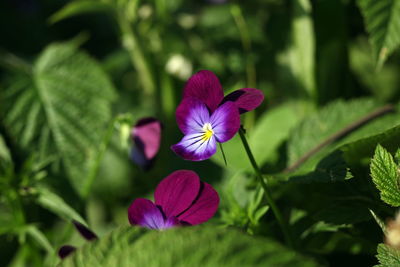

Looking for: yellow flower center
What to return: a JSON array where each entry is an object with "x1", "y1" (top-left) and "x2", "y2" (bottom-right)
[{"x1": 201, "y1": 123, "x2": 214, "y2": 141}]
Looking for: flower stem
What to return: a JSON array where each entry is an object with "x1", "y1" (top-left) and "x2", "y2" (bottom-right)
[
  {"x1": 238, "y1": 127, "x2": 293, "y2": 248},
  {"x1": 116, "y1": 11, "x2": 156, "y2": 96}
]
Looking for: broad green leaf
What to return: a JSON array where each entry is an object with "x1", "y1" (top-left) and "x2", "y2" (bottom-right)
[
  {"x1": 349, "y1": 38, "x2": 400, "y2": 101},
  {"x1": 283, "y1": 150, "x2": 352, "y2": 183},
  {"x1": 370, "y1": 145, "x2": 400, "y2": 206},
  {"x1": 358, "y1": 0, "x2": 400, "y2": 68},
  {"x1": 49, "y1": 0, "x2": 114, "y2": 24},
  {"x1": 62, "y1": 226, "x2": 318, "y2": 267},
  {"x1": 36, "y1": 187, "x2": 86, "y2": 225},
  {"x1": 2, "y1": 43, "x2": 116, "y2": 195},
  {"x1": 251, "y1": 101, "x2": 312, "y2": 167},
  {"x1": 287, "y1": 98, "x2": 400, "y2": 174},
  {"x1": 375, "y1": 243, "x2": 400, "y2": 267}
]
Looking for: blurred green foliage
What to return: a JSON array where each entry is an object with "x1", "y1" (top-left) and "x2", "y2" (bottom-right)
[{"x1": 2, "y1": 0, "x2": 400, "y2": 266}]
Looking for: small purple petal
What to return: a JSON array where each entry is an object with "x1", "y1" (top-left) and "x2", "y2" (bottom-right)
[
  {"x1": 58, "y1": 245, "x2": 76, "y2": 259},
  {"x1": 176, "y1": 97, "x2": 210, "y2": 135},
  {"x1": 178, "y1": 182, "x2": 219, "y2": 225},
  {"x1": 171, "y1": 133, "x2": 217, "y2": 161},
  {"x1": 210, "y1": 101, "x2": 240, "y2": 143},
  {"x1": 72, "y1": 220, "x2": 97, "y2": 241},
  {"x1": 183, "y1": 70, "x2": 224, "y2": 113},
  {"x1": 128, "y1": 198, "x2": 163, "y2": 228},
  {"x1": 131, "y1": 118, "x2": 162, "y2": 168},
  {"x1": 222, "y1": 88, "x2": 264, "y2": 114},
  {"x1": 154, "y1": 170, "x2": 201, "y2": 217}
]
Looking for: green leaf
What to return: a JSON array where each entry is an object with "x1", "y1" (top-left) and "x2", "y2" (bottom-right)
[
  {"x1": 287, "y1": 98, "x2": 400, "y2": 174},
  {"x1": 2, "y1": 43, "x2": 116, "y2": 195},
  {"x1": 26, "y1": 225, "x2": 54, "y2": 254},
  {"x1": 375, "y1": 243, "x2": 400, "y2": 267},
  {"x1": 49, "y1": 0, "x2": 114, "y2": 24},
  {"x1": 277, "y1": 0, "x2": 316, "y2": 100},
  {"x1": 357, "y1": 0, "x2": 400, "y2": 68},
  {"x1": 370, "y1": 144, "x2": 400, "y2": 206},
  {"x1": 212, "y1": 101, "x2": 310, "y2": 171},
  {"x1": 36, "y1": 187, "x2": 86, "y2": 225},
  {"x1": 62, "y1": 226, "x2": 318, "y2": 267},
  {"x1": 251, "y1": 101, "x2": 312, "y2": 167}
]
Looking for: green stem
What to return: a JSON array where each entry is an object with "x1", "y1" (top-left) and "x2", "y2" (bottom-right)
[
  {"x1": 238, "y1": 128, "x2": 293, "y2": 248},
  {"x1": 230, "y1": 4, "x2": 257, "y2": 128},
  {"x1": 82, "y1": 118, "x2": 116, "y2": 198},
  {"x1": 116, "y1": 11, "x2": 156, "y2": 96}
]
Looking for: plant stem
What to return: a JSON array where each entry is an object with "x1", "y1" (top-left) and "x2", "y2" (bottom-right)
[
  {"x1": 116, "y1": 11, "x2": 156, "y2": 96},
  {"x1": 238, "y1": 128, "x2": 294, "y2": 248}
]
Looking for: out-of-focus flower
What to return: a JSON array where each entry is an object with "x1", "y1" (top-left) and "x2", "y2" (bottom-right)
[
  {"x1": 165, "y1": 54, "x2": 193, "y2": 80},
  {"x1": 58, "y1": 221, "x2": 97, "y2": 259},
  {"x1": 131, "y1": 117, "x2": 162, "y2": 170},
  {"x1": 128, "y1": 170, "x2": 219, "y2": 230},
  {"x1": 386, "y1": 212, "x2": 400, "y2": 249},
  {"x1": 171, "y1": 70, "x2": 264, "y2": 161}
]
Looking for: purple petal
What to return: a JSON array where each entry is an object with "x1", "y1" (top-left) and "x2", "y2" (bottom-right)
[
  {"x1": 176, "y1": 97, "x2": 210, "y2": 135},
  {"x1": 210, "y1": 101, "x2": 240, "y2": 143},
  {"x1": 58, "y1": 245, "x2": 76, "y2": 259},
  {"x1": 154, "y1": 170, "x2": 201, "y2": 217},
  {"x1": 178, "y1": 182, "x2": 219, "y2": 225},
  {"x1": 128, "y1": 198, "x2": 177, "y2": 230},
  {"x1": 171, "y1": 132, "x2": 217, "y2": 161},
  {"x1": 72, "y1": 220, "x2": 97, "y2": 241},
  {"x1": 183, "y1": 70, "x2": 224, "y2": 113},
  {"x1": 131, "y1": 117, "x2": 162, "y2": 168},
  {"x1": 222, "y1": 88, "x2": 264, "y2": 114}
]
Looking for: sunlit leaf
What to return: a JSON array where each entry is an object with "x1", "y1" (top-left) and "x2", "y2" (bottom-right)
[
  {"x1": 375, "y1": 243, "x2": 400, "y2": 267},
  {"x1": 61, "y1": 226, "x2": 318, "y2": 266},
  {"x1": 358, "y1": 0, "x2": 400, "y2": 68},
  {"x1": 1, "y1": 43, "x2": 116, "y2": 195},
  {"x1": 49, "y1": 0, "x2": 114, "y2": 24},
  {"x1": 370, "y1": 144, "x2": 400, "y2": 207}
]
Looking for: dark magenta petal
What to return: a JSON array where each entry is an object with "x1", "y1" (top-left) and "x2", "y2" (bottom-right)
[
  {"x1": 131, "y1": 117, "x2": 162, "y2": 168},
  {"x1": 210, "y1": 101, "x2": 240, "y2": 143},
  {"x1": 178, "y1": 182, "x2": 219, "y2": 225},
  {"x1": 154, "y1": 170, "x2": 201, "y2": 217},
  {"x1": 72, "y1": 220, "x2": 97, "y2": 241},
  {"x1": 171, "y1": 133, "x2": 217, "y2": 161},
  {"x1": 183, "y1": 70, "x2": 224, "y2": 113},
  {"x1": 58, "y1": 245, "x2": 76, "y2": 259},
  {"x1": 176, "y1": 97, "x2": 210, "y2": 135},
  {"x1": 222, "y1": 88, "x2": 264, "y2": 114}
]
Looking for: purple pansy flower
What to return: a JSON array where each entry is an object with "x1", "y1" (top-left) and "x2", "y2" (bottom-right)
[
  {"x1": 128, "y1": 170, "x2": 219, "y2": 230},
  {"x1": 131, "y1": 117, "x2": 162, "y2": 169},
  {"x1": 171, "y1": 70, "x2": 264, "y2": 161}
]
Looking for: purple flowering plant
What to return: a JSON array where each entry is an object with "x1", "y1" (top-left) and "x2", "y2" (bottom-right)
[
  {"x1": 171, "y1": 70, "x2": 264, "y2": 161},
  {"x1": 128, "y1": 170, "x2": 219, "y2": 230},
  {"x1": 130, "y1": 117, "x2": 163, "y2": 169}
]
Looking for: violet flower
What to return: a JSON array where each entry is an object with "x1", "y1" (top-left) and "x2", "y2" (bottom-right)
[
  {"x1": 131, "y1": 117, "x2": 162, "y2": 169},
  {"x1": 128, "y1": 170, "x2": 219, "y2": 230},
  {"x1": 171, "y1": 70, "x2": 264, "y2": 161}
]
